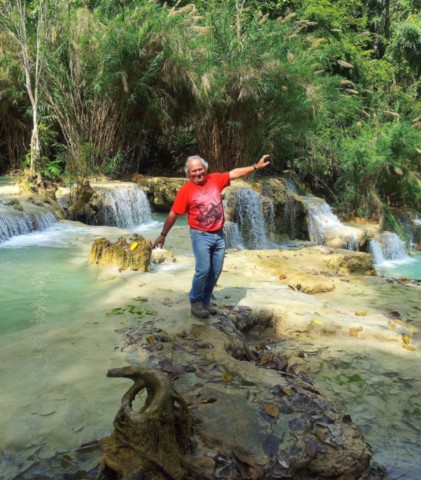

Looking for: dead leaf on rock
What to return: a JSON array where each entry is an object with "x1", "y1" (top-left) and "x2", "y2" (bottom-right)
[
  {"x1": 220, "y1": 373, "x2": 233, "y2": 383},
  {"x1": 349, "y1": 326, "x2": 363, "y2": 337},
  {"x1": 200, "y1": 397, "x2": 217, "y2": 404},
  {"x1": 279, "y1": 273, "x2": 287, "y2": 280},
  {"x1": 355, "y1": 311, "x2": 367, "y2": 316},
  {"x1": 262, "y1": 402, "x2": 279, "y2": 418},
  {"x1": 402, "y1": 344, "x2": 416, "y2": 351},
  {"x1": 259, "y1": 351, "x2": 277, "y2": 367},
  {"x1": 402, "y1": 334, "x2": 410, "y2": 344}
]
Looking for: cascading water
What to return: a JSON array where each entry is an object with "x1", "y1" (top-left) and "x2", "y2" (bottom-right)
[
  {"x1": 98, "y1": 184, "x2": 152, "y2": 228},
  {"x1": 224, "y1": 221, "x2": 244, "y2": 249},
  {"x1": 304, "y1": 197, "x2": 359, "y2": 250},
  {"x1": 369, "y1": 232, "x2": 412, "y2": 265},
  {"x1": 233, "y1": 188, "x2": 273, "y2": 249},
  {"x1": 0, "y1": 205, "x2": 56, "y2": 243}
]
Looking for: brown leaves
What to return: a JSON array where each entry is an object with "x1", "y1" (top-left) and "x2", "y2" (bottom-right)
[
  {"x1": 258, "y1": 351, "x2": 288, "y2": 371},
  {"x1": 262, "y1": 402, "x2": 279, "y2": 419}
]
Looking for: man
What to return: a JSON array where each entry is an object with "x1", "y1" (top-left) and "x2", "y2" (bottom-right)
[{"x1": 151, "y1": 154, "x2": 270, "y2": 318}]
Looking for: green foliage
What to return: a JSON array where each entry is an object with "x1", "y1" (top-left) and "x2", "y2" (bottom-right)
[{"x1": 0, "y1": 0, "x2": 419, "y2": 216}]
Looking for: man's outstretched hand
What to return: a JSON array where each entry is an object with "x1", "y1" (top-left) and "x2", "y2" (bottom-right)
[
  {"x1": 151, "y1": 234, "x2": 165, "y2": 250},
  {"x1": 256, "y1": 154, "x2": 271, "y2": 170}
]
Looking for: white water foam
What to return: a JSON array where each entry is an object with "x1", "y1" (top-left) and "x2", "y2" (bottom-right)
[
  {"x1": 0, "y1": 208, "x2": 56, "y2": 243},
  {"x1": 369, "y1": 232, "x2": 413, "y2": 267},
  {"x1": 304, "y1": 198, "x2": 359, "y2": 250},
  {"x1": 99, "y1": 184, "x2": 152, "y2": 228}
]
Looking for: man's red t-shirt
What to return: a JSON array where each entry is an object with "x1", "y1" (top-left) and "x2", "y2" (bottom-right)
[{"x1": 171, "y1": 173, "x2": 231, "y2": 232}]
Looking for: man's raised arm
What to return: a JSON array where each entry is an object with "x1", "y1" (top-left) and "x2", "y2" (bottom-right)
[{"x1": 229, "y1": 154, "x2": 270, "y2": 180}]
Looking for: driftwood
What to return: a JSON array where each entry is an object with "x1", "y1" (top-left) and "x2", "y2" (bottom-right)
[{"x1": 97, "y1": 366, "x2": 196, "y2": 480}]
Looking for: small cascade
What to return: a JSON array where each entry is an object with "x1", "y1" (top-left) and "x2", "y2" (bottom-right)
[
  {"x1": 224, "y1": 221, "x2": 244, "y2": 249},
  {"x1": 98, "y1": 184, "x2": 152, "y2": 228},
  {"x1": 0, "y1": 207, "x2": 56, "y2": 243},
  {"x1": 304, "y1": 198, "x2": 359, "y2": 250},
  {"x1": 369, "y1": 232, "x2": 411, "y2": 265},
  {"x1": 233, "y1": 189, "x2": 272, "y2": 249}
]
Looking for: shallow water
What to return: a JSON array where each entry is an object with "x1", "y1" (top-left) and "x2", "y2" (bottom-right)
[
  {"x1": 0, "y1": 218, "x2": 165, "y2": 479},
  {"x1": 376, "y1": 252, "x2": 421, "y2": 280}
]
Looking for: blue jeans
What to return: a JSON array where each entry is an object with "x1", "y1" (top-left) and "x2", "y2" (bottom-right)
[{"x1": 189, "y1": 228, "x2": 225, "y2": 305}]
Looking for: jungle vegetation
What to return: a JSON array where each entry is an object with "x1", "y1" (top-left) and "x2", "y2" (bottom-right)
[{"x1": 0, "y1": 0, "x2": 420, "y2": 218}]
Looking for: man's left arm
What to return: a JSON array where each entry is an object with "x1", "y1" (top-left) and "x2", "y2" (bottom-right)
[{"x1": 229, "y1": 154, "x2": 270, "y2": 180}]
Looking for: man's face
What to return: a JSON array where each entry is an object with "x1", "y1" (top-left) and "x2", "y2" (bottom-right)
[{"x1": 188, "y1": 159, "x2": 207, "y2": 185}]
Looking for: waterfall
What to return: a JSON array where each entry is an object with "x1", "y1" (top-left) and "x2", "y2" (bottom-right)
[
  {"x1": 0, "y1": 207, "x2": 56, "y2": 243},
  {"x1": 304, "y1": 198, "x2": 359, "y2": 250},
  {"x1": 369, "y1": 232, "x2": 411, "y2": 265},
  {"x1": 224, "y1": 221, "x2": 244, "y2": 249},
  {"x1": 98, "y1": 184, "x2": 152, "y2": 228},
  {"x1": 233, "y1": 189, "x2": 273, "y2": 249}
]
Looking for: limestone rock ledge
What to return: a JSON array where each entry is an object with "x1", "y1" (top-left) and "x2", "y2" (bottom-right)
[
  {"x1": 99, "y1": 307, "x2": 377, "y2": 480},
  {"x1": 134, "y1": 176, "x2": 187, "y2": 212},
  {"x1": 88, "y1": 235, "x2": 151, "y2": 271}
]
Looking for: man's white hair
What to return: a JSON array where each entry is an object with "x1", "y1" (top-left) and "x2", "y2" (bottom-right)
[{"x1": 184, "y1": 155, "x2": 208, "y2": 178}]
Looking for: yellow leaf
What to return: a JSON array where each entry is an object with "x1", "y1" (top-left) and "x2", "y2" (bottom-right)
[
  {"x1": 402, "y1": 344, "x2": 416, "y2": 351},
  {"x1": 130, "y1": 242, "x2": 138, "y2": 251},
  {"x1": 402, "y1": 334, "x2": 410, "y2": 345},
  {"x1": 312, "y1": 319, "x2": 323, "y2": 326},
  {"x1": 282, "y1": 387, "x2": 293, "y2": 397},
  {"x1": 355, "y1": 311, "x2": 367, "y2": 316},
  {"x1": 220, "y1": 373, "x2": 232, "y2": 383}
]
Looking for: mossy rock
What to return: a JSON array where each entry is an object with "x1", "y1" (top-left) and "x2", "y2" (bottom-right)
[{"x1": 89, "y1": 235, "x2": 152, "y2": 271}]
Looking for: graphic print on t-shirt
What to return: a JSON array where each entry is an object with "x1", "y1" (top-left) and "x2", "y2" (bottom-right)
[{"x1": 191, "y1": 186, "x2": 223, "y2": 229}]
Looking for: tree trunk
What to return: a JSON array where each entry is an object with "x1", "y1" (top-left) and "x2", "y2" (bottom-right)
[{"x1": 30, "y1": 110, "x2": 41, "y2": 172}]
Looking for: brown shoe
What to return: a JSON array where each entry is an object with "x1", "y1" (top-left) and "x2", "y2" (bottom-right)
[
  {"x1": 191, "y1": 301, "x2": 210, "y2": 318},
  {"x1": 204, "y1": 303, "x2": 218, "y2": 315}
]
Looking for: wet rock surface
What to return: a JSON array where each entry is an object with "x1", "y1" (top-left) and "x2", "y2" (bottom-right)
[
  {"x1": 89, "y1": 235, "x2": 152, "y2": 271},
  {"x1": 134, "y1": 176, "x2": 187, "y2": 212},
  {"x1": 96, "y1": 306, "x2": 375, "y2": 480}
]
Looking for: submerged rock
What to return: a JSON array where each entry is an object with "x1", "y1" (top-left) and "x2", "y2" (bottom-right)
[{"x1": 88, "y1": 235, "x2": 151, "y2": 271}]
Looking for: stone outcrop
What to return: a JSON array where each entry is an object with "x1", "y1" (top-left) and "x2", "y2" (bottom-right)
[
  {"x1": 65, "y1": 181, "x2": 97, "y2": 223},
  {"x1": 98, "y1": 366, "x2": 194, "y2": 480},
  {"x1": 257, "y1": 177, "x2": 309, "y2": 240},
  {"x1": 88, "y1": 235, "x2": 151, "y2": 271},
  {"x1": 98, "y1": 307, "x2": 375, "y2": 480},
  {"x1": 151, "y1": 247, "x2": 176, "y2": 265},
  {"x1": 134, "y1": 176, "x2": 187, "y2": 212}
]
